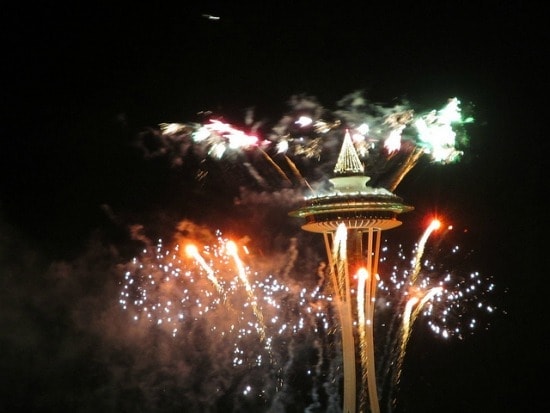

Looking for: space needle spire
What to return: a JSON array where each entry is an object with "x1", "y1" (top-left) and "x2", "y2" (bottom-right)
[
  {"x1": 334, "y1": 129, "x2": 365, "y2": 174},
  {"x1": 289, "y1": 130, "x2": 413, "y2": 413}
]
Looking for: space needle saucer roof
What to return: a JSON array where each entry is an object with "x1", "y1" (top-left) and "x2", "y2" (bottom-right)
[{"x1": 289, "y1": 130, "x2": 413, "y2": 232}]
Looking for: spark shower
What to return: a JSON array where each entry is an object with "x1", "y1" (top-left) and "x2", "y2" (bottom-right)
[{"x1": 119, "y1": 91, "x2": 494, "y2": 412}]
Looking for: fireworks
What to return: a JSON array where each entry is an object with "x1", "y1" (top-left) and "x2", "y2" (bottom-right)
[
  {"x1": 376, "y1": 220, "x2": 497, "y2": 410},
  {"x1": 118, "y1": 91, "x2": 492, "y2": 411},
  {"x1": 118, "y1": 218, "x2": 496, "y2": 411},
  {"x1": 118, "y1": 225, "x2": 331, "y2": 367},
  {"x1": 377, "y1": 221, "x2": 496, "y2": 341},
  {"x1": 138, "y1": 92, "x2": 473, "y2": 193}
]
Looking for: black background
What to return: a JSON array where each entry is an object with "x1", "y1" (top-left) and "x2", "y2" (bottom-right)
[{"x1": 1, "y1": 2, "x2": 546, "y2": 412}]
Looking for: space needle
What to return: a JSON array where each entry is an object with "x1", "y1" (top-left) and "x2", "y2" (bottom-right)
[{"x1": 289, "y1": 130, "x2": 413, "y2": 413}]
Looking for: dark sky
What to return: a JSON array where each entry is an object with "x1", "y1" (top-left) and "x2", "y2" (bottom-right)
[{"x1": 1, "y1": 2, "x2": 546, "y2": 413}]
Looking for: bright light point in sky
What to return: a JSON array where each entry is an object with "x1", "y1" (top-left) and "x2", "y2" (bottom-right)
[
  {"x1": 357, "y1": 123, "x2": 369, "y2": 135},
  {"x1": 295, "y1": 116, "x2": 313, "y2": 127},
  {"x1": 430, "y1": 219, "x2": 442, "y2": 230},
  {"x1": 160, "y1": 123, "x2": 184, "y2": 134},
  {"x1": 384, "y1": 128, "x2": 403, "y2": 153},
  {"x1": 185, "y1": 244, "x2": 198, "y2": 257},
  {"x1": 276, "y1": 140, "x2": 289, "y2": 153},
  {"x1": 226, "y1": 240, "x2": 237, "y2": 255},
  {"x1": 193, "y1": 127, "x2": 211, "y2": 142},
  {"x1": 439, "y1": 97, "x2": 462, "y2": 123},
  {"x1": 202, "y1": 14, "x2": 220, "y2": 20}
]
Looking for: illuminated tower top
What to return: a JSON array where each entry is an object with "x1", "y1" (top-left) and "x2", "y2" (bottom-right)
[
  {"x1": 334, "y1": 129, "x2": 365, "y2": 175},
  {"x1": 330, "y1": 129, "x2": 371, "y2": 193},
  {"x1": 289, "y1": 130, "x2": 413, "y2": 232}
]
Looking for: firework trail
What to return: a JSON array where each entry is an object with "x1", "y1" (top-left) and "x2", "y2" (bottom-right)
[
  {"x1": 185, "y1": 244, "x2": 224, "y2": 296},
  {"x1": 226, "y1": 240, "x2": 267, "y2": 342},
  {"x1": 378, "y1": 221, "x2": 444, "y2": 411},
  {"x1": 410, "y1": 219, "x2": 442, "y2": 285}
]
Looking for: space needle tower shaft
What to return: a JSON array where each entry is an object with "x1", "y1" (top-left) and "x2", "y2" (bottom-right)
[{"x1": 290, "y1": 131, "x2": 413, "y2": 413}]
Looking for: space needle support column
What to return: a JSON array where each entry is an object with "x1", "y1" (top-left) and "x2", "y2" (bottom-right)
[
  {"x1": 364, "y1": 229, "x2": 380, "y2": 413},
  {"x1": 340, "y1": 288, "x2": 357, "y2": 413},
  {"x1": 324, "y1": 231, "x2": 357, "y2": 413}
]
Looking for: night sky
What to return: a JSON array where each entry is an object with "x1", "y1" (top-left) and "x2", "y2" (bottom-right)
[{"x1": 1, "y1": 2, "x2": 546, "y2": 413}]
